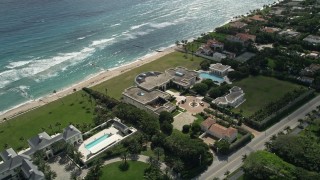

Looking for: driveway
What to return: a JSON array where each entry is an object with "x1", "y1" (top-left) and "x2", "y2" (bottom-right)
[
  {"x1": 48, "y1": 154, "x2": 85, "y2": 180},
  {"x1": 178, "y1": 96, "x2": 209, "y2": 114},
  {"x1": 173, "y1": 112, "x2": 196, "y2": 130}
]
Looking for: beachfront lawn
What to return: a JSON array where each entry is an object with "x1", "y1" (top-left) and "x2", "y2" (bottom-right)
[
  {"x1": 0, "y1": 91, "x2": 95, "y2": 151},
  {"x1": 232, "y1": 76, "x2": 302, "y2": 117},
  {"x1": 100, "y1": 161, "x2": 148, "y2": 180},
  {"x1": 93, "y1": 51, "x2": 203, "y2": 99}
]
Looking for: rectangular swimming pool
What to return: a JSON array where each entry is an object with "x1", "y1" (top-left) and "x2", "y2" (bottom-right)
[
  {"x1": 85, "y1": 134, "x2": 109, "y2": 150},
  {"x1": 199, "y1": 72, "x2": 224, "y2": 83}
]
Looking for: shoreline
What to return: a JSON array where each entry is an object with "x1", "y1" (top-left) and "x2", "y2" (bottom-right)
[
  {"x1": 0, "y1": 0, "x2": 280, "y2": 121},
  {"x1": 0, "y1": 46, "x2": 175, "y2": 121}
]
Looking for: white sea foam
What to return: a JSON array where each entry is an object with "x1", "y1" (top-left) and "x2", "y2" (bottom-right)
[
  {"x1": 110, "y1": 23, "x2": 121, "y2": 27},
  {"x1": 5, "y1": 60, "x2": 32, "y2": 69},
  {"x1": 130, "y1": 23, "x2": 149, "y2": 30},
  {"x1": 77, "y1": 36, "x2": 86, "y2": 40},
  {"x1": 149, "y1": 22, "x2": 174, "y2": 29},
  {"x1": 90, "y1": 38, "x2": 115, "y2": 47}
]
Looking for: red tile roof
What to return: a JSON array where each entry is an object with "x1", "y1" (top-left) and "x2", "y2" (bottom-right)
[
  {"x1": 208, "y1": 123, "x2": 238, "y2": 138},
  {"x1": 236, "y1": 33, "x2": 256, "y2": 42},
  {"x1": 250, "y1": 15, "x2": 267, "y2": 22},
  {"x1": 201, "y1": 117, "x2": 216, "y2": 129}
]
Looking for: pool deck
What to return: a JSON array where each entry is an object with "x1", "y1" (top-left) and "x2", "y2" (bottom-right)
[{"x1": 78, "y1": 127, "x2": 122, "y2": 161}]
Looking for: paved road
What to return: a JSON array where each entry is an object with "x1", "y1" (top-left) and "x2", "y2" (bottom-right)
[{"x1": 198, "y1": 95, "x2": 320, "y2": 180}]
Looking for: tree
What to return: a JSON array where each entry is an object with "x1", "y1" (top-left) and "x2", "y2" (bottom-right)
[
  {"x1": 85, "y1": 160, "x2": 103, "y2": 180},
  {"x1": 172, "y1": 159, "x2": 184, "y2": 173},
  {"x1": 121, "y1": 151, "x2": 128, "y2": 165},
  {"x1": 159, "y1": 111, "x2": 174, "y2": 124},
  {"x1": 182, "y1": 125, "x2": 190, "y2": 134},
  {"x1": 201, "y1": 79, "x2": 216, "y2": 89},
  {"x1": 154, "y1": 147, "x2": 164, "y2": 161},
  {"x1": 241, "y1": 154, "x2": 247, "y2": 162},
  {"x1": 200, "y1": 60, "x2": 211, "y2": 70},
  {"x1": 214, "y1": 139, "x2": 230, "y2": 155},
  {"x1": 161, "y1": 121, "x2": 173, "y2": 136},
  {"x1": 224, "y1": 170, "x2": 230, "y2": 177},
  {"x1": 192, "y1": 83, "x2": 208, "y2": 96}
]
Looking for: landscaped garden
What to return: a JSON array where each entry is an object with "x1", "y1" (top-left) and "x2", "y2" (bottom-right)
[
  {"x1": 232, "y1": 76, "x2": 303, "y2": 117},
  {"x1": 0, "y1": 52, "x2": 203, "y2": 151},
  {"x1": 100, "y1": 161, "x2": 149, "y2": 180},
  {"x1": 92, "y1": 51, "x2": 203, "y2": 99},
  {"x1": 0, "y1": 90, "x2": 95, "y2": 151}
]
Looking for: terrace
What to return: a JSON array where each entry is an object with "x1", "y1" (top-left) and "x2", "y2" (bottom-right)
[{"x1": 135, "y1": 71, "x2": 172, "y2": 91}]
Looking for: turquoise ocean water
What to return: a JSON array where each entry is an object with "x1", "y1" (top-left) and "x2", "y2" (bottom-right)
[{"x1": 0, "y1": 0, "x2": 276, "y2": 114}]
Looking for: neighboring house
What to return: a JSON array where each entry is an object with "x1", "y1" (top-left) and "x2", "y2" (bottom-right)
[
  {"x1": 269, "y1": 7, "x2": 285, "y2": 16},
  {"x1": 226, "y1": 33, "x2": 256, "y2": 46},
  {"x1": 207, "y1": 39, "x2": 224, "y2": 51},
  {"x1": 0, "y1": 148, "x2": 44, "y2": 180},
  {"x1": 209, "y1": 63, "x2": 231, "y2": 77},
  {"x1": 249, "y1": 15, "x2": 267, "y2": 22},
  {"x1": 222, "y1": 51, "x2": 236, "y2": 59},
  {"x1": 229, "y1": 21, "x2": 248, "y2": 29},
  {"x1": 63, "y1": 125, "x2": 83, "y2": 146},
  {"x1": 300, "y1": 64, "x2": 320, "y2": 76},
  {"x1": 298, "y1": 76, "x2": 314, "y2": 84},
  {"x1": 234, "y1": 52, "x2": 256, "y2": 63},
  {"x1": 303, "y1": 35, "x2": 320, "y2": 45},
  {"x1": 201, "y1": 118, "x2": 238, "y2": 143},
  {"x1": 261, "y1": 27, "x2": 281, "y2": 33},
  {"x1": 197, "y1": 45, "x2": 213, "y2": 56},
  {"x1": 278, "y1": 29, "x2": 300, "y2": 38},
  {"x1": 212, "y1": 52, "x2": 227, "y2": 61},
  {"x1": 212, "y1": 86, "x2": 245, "y2": 108}
]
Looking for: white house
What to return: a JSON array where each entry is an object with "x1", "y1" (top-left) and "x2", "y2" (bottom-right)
[{"x1": 209, "y1": 63, "x2": 231, "y2": 77}]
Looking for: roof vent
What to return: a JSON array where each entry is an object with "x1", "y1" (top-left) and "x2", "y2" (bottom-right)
[
  {"x1": 175, "y1": 71, "x2": 184, "y2": 77},
  {"x1": 29, "y1": 169, "x2": 34, "y2": 173},
  {"x1": 8, "y1": 154, "x2": 12, "y2": 157},
  {"x1": 39, "y1": 135, "x2": 43, "y2": 139},
  {"x1": 137, "y1": 92, "x2": 145, "y2": 96}
]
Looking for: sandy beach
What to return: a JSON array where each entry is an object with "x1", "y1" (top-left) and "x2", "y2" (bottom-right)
[{"x1": 0, "y1": 47, "x2": 175, "y2": 121}]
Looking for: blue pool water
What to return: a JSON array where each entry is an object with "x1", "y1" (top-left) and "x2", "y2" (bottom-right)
[
  {"x1": 85, "y1": 134, "x2": 109, "y2": 150},
  {"x1": 199, "y1": 72, "x2": 224, "y2": 83}
]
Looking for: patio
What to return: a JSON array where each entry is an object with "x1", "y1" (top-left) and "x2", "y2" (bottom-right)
[{"x1": 178, "y1": 96, "x2": 209, "y2": 114}]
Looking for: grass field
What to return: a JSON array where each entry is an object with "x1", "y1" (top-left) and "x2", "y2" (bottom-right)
[
  {"x1": 92, "y1": 52, "x2": 203, "y2": 99},
  {"x1": 0, "y1": 52, "x2": 202, "y2": 151},
  {"x1": 0, "y1": 91, "x2": 95, "y2": 151},
  {"x1": 100, "y1": 161, "x2": 148, "y2": 180},
  {"x1": 233, "y1": 76, "x2": 302, "y2": 117}
]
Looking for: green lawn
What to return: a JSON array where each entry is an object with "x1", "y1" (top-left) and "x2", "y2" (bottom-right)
[
  {"x1": 100, "y1": 161, "x2": 148, "y2": 180},
  {"x1": 233, "y1": 76, "x2": 302, "y2": 117},
  {"x1": 92, "y1": 52, "x2": 203, "y2": 99},
  {"x1": 0, "y1": 51, "x2": 203, "y2": 151},
  {"x1": 0, "y1": 91, "x2": 95, "y2": 151}
]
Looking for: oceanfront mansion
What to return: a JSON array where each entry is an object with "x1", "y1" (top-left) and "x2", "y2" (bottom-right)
[
  {"x1": 122, "y1": 67, "x2": 198, "y2": 116},
  {"x1": 0, "y1": 118, "x2": 136, "y2": 179}
]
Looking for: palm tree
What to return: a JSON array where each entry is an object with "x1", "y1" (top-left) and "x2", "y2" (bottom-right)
[
  {"x1": 175, "y1": 40, "x2": 180, "y2": 47},
  {"x1": 241, "y1": 154, "x2": 247, "y2": 162},
  {"x1": 284, "y1": 126, "x2": 291, "y2": 133},
  {"x1": 121, "y1": 151, "x2": 128, "y2": 164},
  {"x1": 153, "y1": 147, "x2": 164, "y2": 161},
  {"x1": 3, "y1": 143, "x2": 8, "y2": 149},
  {"x1": 105, "y1": 88, "x2": 108, "y2": 95},
  {"x1": 265, "y1": 141, "x2": 272, "y2": 150},
  {"x1": 3, "y1": 118, "x2": 9, "y2": 126},
  {"x1": 298, "y1": 118, "x2": 304, "y2": 126},
  {"x1": 172, "y1": 159, "x2": 184, "y2": 173},
  {"x1": 270, "y1": 134, "x2": 277, "y2": 141},
  {"x1": 224, "y1": 170, "x2": 230, "y2": 177}
]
